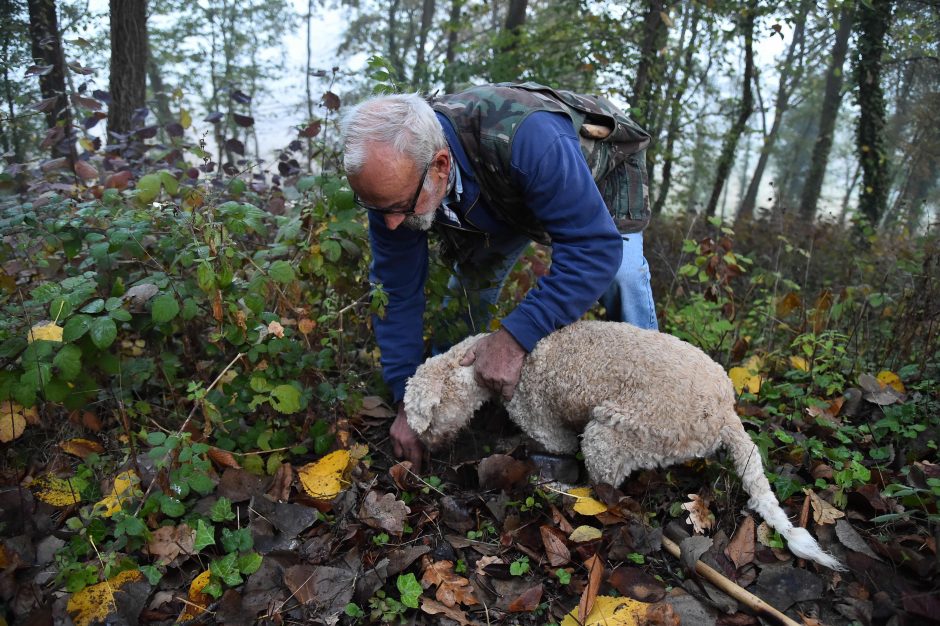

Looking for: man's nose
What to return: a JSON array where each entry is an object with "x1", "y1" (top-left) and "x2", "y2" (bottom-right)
[{"x1": 384, "y1": 213, "x2": 407, "y2": 230}]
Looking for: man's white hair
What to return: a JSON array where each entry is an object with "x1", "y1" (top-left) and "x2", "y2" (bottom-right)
[{"x1": 340, "y1": 93, "x2": 447, "y2": 175}]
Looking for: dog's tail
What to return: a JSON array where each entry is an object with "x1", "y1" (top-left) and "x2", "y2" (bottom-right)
[{"x1": 721, "y1": 418, "x2": 845, "y2": 570}]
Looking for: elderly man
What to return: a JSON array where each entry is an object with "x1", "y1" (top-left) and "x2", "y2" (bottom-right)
[{"x1": 340, "y1": 83, "x2": 657, "y2": 470}]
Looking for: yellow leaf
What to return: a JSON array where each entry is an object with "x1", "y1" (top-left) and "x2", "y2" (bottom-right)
[
  {"x1": 728, "y1": 366, "x2": 763, "y2": 395},
  {"x1": 28, "y1": 321, "x2": 63, "y2": 343},
  {"x1": 561, "y1": 595, "x2": 651, "y2": 626},
  {"x1": 177, "y1": 570, "x2": 211, "y2": 622},
  {"x1": 568, "y1": 487, "x2": 607, "y2": 516},
  {"x1": 876, "y1": 370, "x2": 905, "y2": 393},
  {"x1": 31, "y1": 474, "x2": 82, "y2": 506},
  {"x1": 349, "y1": 442, "x2": 370, "y2": 460},
  {"x1": 789, "y1": 356, "x2": 809, "y2": 372},
  {"x1": 0, "y1": 403, "x2": 27, "y2": 443},
  {"x1": 67, "y1": 569, "x2": 143, "y2": 626},
  {"x1": 803, "y1": 488, "x2": 844, "y2": 525},
  {"x1": 180, "y1": 108, "x2": 192, "y2": 129},
  {"x1": 568, "y1": 525, "x2": 603, "y2": 542},
  {"x1": 298, "y1": 449, "x2": 351, "y2": 500},
  {"x1": 94, "y1": 470, "x2": 140, "y2": 517},
  {"x1": 59, "y1": 438, "x2": 105, "y2": 459}
]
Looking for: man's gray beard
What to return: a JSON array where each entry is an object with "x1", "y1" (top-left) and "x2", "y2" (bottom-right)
[{"x1": 403, "y1": 209, "x2": 435, "y2": 231}]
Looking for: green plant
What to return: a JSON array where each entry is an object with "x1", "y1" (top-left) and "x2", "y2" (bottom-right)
[{"x1": 510, "y1": 556, "x2": 530, "y2": 576}]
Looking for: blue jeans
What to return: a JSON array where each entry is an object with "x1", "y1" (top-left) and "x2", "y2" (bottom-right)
[{"x1": 439, "y1": 231, "x2": 657, "y2": 346}]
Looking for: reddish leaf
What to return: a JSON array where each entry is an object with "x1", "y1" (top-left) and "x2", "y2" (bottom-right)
[
  {"x1": 299, "y1": 121, "x2": 321, "y2": 138},
  {"x1": 389, "y1": 461, "x2": 417, "y2": 491},
  {"x1": 507, "y1": 584, "x2": 543, "y2": 612},
  {"x1": 230, "y1": 89, "x2": 251, "y2": 105},
  {"x1": 477, "y1": 454, "x2": 531, "y2": 491},
  {"x1": 607, "y1": 566, "x2": 667, "y2": 602},
  {"x1": 578, "y1": 554, "x2": 603, "y2": 623},
  {"x1": 26, "y1": 64, "x2": 54, "y2": 76},
  {"x1": 225, "y1": 138, "x2": 245, "y2": 156},
  {"x1": 207, "y1": 446, "x2": 241, "y2": 469},
  {"x1": 267, "y1": 462, "x2": 294, "y2": 501},
  {"x1": 540, "y1": 525, "x2": 570, "y2": 567},
  {"x1": 322, "y1": 91, "x2": 341, "y2": 111},
  {"x1": 725, "y1": 515, "x2": 756, "y2": 569},
  {"x1": 233, "y1": 113, "x2": 255, "y2": 127},
  {"x1": 71, "y1": 93, "x2": 102, "y2": 111},
  {"x1": 105, "y1": 170, "x2": 133, "y2": 190},
  {"x1": 32, "y1": 96, "x2": 59, "y2": 112},
  {"x1": 67, "y1": 61, "x2": 95, "y2": 75}
]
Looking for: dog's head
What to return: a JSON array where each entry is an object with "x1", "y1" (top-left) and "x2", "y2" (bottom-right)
[{"x1": 403, "y1": 334, "x2": 493, "y2": 449}]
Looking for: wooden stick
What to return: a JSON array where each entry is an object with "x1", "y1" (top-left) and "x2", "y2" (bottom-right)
[{"x1": 660, "y1": 535, "x2": 802, "y2": 626}]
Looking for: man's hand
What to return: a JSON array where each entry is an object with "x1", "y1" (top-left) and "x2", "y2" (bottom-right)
[
  {"x1": 390, "y1": 403, "x2": 425, "y2": 472},
  {"x1": 459, "y1": 328, "x2": 527, "y2": 401}
]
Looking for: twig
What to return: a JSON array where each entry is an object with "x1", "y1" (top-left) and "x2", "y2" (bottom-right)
[{"x1": 660, "y1": 535, "x2": 801, "y2": 626}]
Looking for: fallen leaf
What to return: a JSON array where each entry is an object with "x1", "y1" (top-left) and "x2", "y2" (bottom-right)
[
  {"x1": 579, "y1": 554, "x2": 604, "y2": 623},
  {"x1": 74, "y1": 160, "x2": 97, "y2": 180},
  {"x1": 358, "y1": 395, "x2": 395, "y2": 418},
  {"x1": 267, "y1": 320, "x2": 284, "y2": 338},
  {"x1": 725, "y1": 515, "x2": 756, "y2": 569},
  {"x1": 420, "y1": 597, "x2": 472, "y2": 625},
  {"x1": 359, "y1": 490, "x2": 411, "y2": 535},
  {"x1": 834, "y1": 519, "x2": 881, "y2": 560},
  {"x1": 298, "y1": 318, "x2": 317, "y2": 335},
  {"x1": 540, "y1": 525, "x2": 571, "y2": 566},
  {"x1": 31, "y1": 474, "x2": 83, "y2": 506},
  {"x1": 297, "y1": 449, "x2": 350, "y2": 500},
  {"x1": 283, "y1": 565, "x2": 317, "y2": 604},
  {"x1": 93, "y1": 470, "x2": 139, "y2": 517},
  {"x1": 789, "y1": 356, "x2": 809, "y2": 372},
  {"x1": 67, "y1": 569, "x2": 143, "y2": 626},
  {"x1": 607, "y1": 566, "x2": 667, "y2": 602},
  {"x1": 422, "y1": 558, "x2": 478, "y2": 608},
  {"x1": 177, "y1": 570, "x2": 212, "y2": 621},
  {"x1": 267, "y1": 462, "x2": 294, "y2": 501},
  {"x1": 563, "y1": 595, "x2": 654, "y2": 626},
  {"x1": 389, "y1": 461, "x2": 416, "y2": 491},
  {"x1": 858, "y1": 373, "x2": 903, "y2": 405},
  {"x1": 207, "y1": 447, "x2": 241, "y2": 469},
  {"x1": 569, "y1": 525, "x2": 603, "y2": 542},
  {"x1": 146, "y1": 524, "x2": 195, "y2": 565},
  {"x1": 28, "y1": 321, "x2": 63, "y2": 343},
  {"x1": 804, "y1": 489, "x2": 844, "y2": 525},
  {"x1": 569, "y1": 487, "x2": 608, "y2": 516},
  {"x1": 0, "y1": 402, "x2": 28, "y2": 443},
  {"x1": 681, "y1": 494, "x2": 715, "y2": 534},
  {"x1": 729, "y1": 355, "x2": 763, "y2": 394},
  {"x1": 508, "y1": 584, "x2": 543, "y2": 612},
  {"x1": 474, "y1": 555, "x2": 502, "y2": 576},
  {"x1": 876, "y1": 370, "x2": 905, "y2": 393},
  {"x1": 59, "y1": 438, "x2": 104, "y2": 459},
  {"x1": 478, "y1": 454, "x2": 531, "y2": 491},
  {"x1": 776, "y1": 291, "x2": 802, "y2": 317}
]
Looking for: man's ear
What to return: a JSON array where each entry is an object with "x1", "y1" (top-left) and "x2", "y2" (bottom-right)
[{"x1": 403, "y1": 374, "x2": 444, "y2": 434}]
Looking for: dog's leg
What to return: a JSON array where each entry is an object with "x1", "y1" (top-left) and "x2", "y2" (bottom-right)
[
  {"x1": 581, "y1": 404, "x2": 647, "y2": 486},
  {"x1": 507, "y1": 401, "x2": 580, "y2": 455}
]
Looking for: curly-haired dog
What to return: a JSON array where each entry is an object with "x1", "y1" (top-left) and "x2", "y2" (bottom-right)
[{"x1": 404, "y1": 320, "x2": 843, "y2": 570}]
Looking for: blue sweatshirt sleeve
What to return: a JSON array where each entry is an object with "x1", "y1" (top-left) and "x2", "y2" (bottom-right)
[
  {"x1": 368, "y1": 211, "x2": 429, "y2": 403},
  {"x1": 499, "y1": 111, "x2": 623, "y2": 351}
]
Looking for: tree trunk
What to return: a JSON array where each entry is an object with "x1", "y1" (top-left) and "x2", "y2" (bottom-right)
[
  {"x1": 491, "y1": 0, "x2": 527, "y2": 82},
  {"x1": 853, "y1": 0, "x2": 893, "y2": 227},
  {"x1": 108, "y1": 0, "x2": 148, "y2": 135},
  {"x1": 442, "y1": 0, "x2": 462, "y2": 92},
  {"x1": 704, "y1": 1, "x2": 756, "y2": 217},
  {"x1": 412, "y1": 0, "x2": 435, "y2": 90},
  {"x1": 797, "y1": 2, "x2": 854, "y2": 221},
  {"x1": 387, "y1": 0, "x2": 405, "y2": 82},
  {"x1": 738, "y1": 0, "x2": 809, "y2": 221},
  {"x1": 1, "y1": 0, "x2": 23, "y2": 160},
  {"x1": 631, "y1": 0, "x2": 665, "y2": 128},
  {"x1": 652, "y1": 4, "x2": 700, "y2": 216},
  {"x1": 26, "y1": 0, "x2": 74, "y2": 159}
]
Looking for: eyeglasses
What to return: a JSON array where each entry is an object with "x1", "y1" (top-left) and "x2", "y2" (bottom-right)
[{"x1": 353, "y1": 161, "x2": 431, "y2": 215}]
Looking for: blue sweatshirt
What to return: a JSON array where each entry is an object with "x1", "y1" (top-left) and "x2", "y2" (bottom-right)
[{"x1": 369, "y1": 111, "x2": 623, "y2": 403}]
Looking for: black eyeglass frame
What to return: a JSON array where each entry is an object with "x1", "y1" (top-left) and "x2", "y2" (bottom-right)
[{"x1": 353, "y1": 160, "x2": 431, "y2": 215}]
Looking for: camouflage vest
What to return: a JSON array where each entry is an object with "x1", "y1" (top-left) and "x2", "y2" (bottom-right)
[{"x1": 431, "y1": 82, "x2": 652, "y2": 246}]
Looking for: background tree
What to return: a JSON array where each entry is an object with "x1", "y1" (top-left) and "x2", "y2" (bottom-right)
[
  {"x1": 26, "y1": 0, "x2": 73, "y2": 160},
  {"x1": 107, "y1": 0, "x2": 148, "y2": 135}
]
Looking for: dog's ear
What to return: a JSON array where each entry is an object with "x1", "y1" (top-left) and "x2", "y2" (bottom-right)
[{"x1": 403, "y1": 372, "x2": 444, "y2": 435}]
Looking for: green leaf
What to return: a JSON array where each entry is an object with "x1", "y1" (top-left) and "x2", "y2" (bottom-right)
[
  {"x1": 397, "y1": 573, "x2": 422, "y2": 608},
  {"x1": 270, "y1": 384, "x2": 302, "y2": 414},
  {"x1": 210, "y1": 553, "x2": 243, "y2": 587},
  {"x1": 210, "y1": 496, "x2": 236, "y2": 522},
  {"x1": 296, "y1": 176, "x2": 317, "y2": 193},
  {"x1": 160, "y1": 496, "x2": 185, "y2": 517},
  {"x1": 194, "y1": 519, "x2": 216, "y2": 551},
  {"x1": 203, "y1": 579, "x2": 223, "y2": 599},
  {"x1": 63, "y1": 314, "x2": 93, "y2": 342},
  {"x1": 146, "y1": 431, "x2": 167, "y2": 445},
  {"x1": 221, "y1": 527, "x2": 253, "y2": 553},
  {"x1": 321, "y1": 240, "x2": 341, "y2": 262},
  {"x1": 268, "y1": 260, "x2": 295, "y2": 284},
  {"x1": 53, "y1": 344, "x2": 82, "y2": 381},
  {"x1": 197, "y1": 262, "x2": 216, "y2": 292},
  {"x1": 345, "y1": 603, "x2": 365, "y2": 618},
  {"x1": 136, "y1": 173, "x2": 162, "y2": 203},
  {"x1": 151, "y1": 294, "x2": 180, "y2": 323},
  {"x1": 80, "y1": 299, "x2": 105, "y2": 314},
  {"x1": 237, "y1": 552, "x2": 263, "y2": 575},
  {"x1": 188, "y1": 471, "x2": 216, "y2": 495},
  {"x1": 89, "y1": 317, "x2": 117, "y2": 349},
  {"x1": 140, "y1": 565, "x2": 163, "y2": 586}
]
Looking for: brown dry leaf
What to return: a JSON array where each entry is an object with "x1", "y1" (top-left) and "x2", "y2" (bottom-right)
[
  {"x1": 540, "y1": 525, "x2": 571, "y2": 567},
  {"x1": 358, "y1": 395, "x2": 395, "y2": 418},
  {"x1": 389, "y1": 461, "x2": 416, "y2": 491},
  {"x1": 146, "y1": 524, "x2": 195, "y2": 565},
  {"x1": 0, "y1": 402, "x2": 28, "y2": 443},
  {"x1": 776, "y1": 291, "x2": 802, "y2": 318},
  {"x1": 579, "y1": 554, "x2": 604, "y2": 624},
  {"x1": 681, "y1": 494, "x2": 715, "y2": 534},
  {"x1": 562, "y1": 595, "x2": 658, "y2": 626},
  {"x1": 478, "y1": 454, "x2": 531, "y2": 491},
  {"x1": 297, "y1": 449, "x2": 350, "y2": 500},
  {"x1": 474, "y1": 555, "x2": 502, "y2": 576},
  {"x1": 59, "y1": 438, "x2": 105, "y2": 459},
  {"x1": 421, "y1": 558, "x2": 478, "y2": 608},
  {"x1": 508, "y1": 584, "x2": 543, "y2": 612},
  {"x1": 283, "y1": 565, "x2": 317, "y2": 604},
  {"x1": 607, "y1": 567, "x2": 667, "y2": 602},
  {"x1": 74, "y1": 160, "x2": 97, "y2": 180},
  {"x1": 551, "y1": 504, "x2": 575, "y2": 534},
  {"x1": 298, "y1": 318, "x2": 316, "y2": 335},
  {"x1": 420, "y1": 597, "x2": 472, "y2": 625},
  {"x1": 67, "y1": 569, "x2": 143, "y2": 626},
  {"x1": 359, "y1": 490, "x2": 411, "y2": 534},
  {"x1": 267, "y1": 462, "x2": 294, "y2": 501},
  {"x1": 725, "y1": 515, "x2": 756, "y2": 569},
  {"x1": 804, "y1": 489, "x2": 844, "y2": 525},
  {"x1": 207, "y1": 447, "x2": 241, "y2": 469},
  {"x1": 177, "y1": 570, "x2": 212, "y2": 622}
]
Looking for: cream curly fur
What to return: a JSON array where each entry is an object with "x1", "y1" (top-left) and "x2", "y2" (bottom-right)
[{"x1": 404, "y1": 320, "x2": 844, "y2": 570}]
